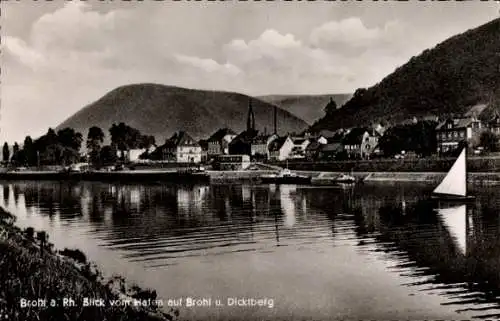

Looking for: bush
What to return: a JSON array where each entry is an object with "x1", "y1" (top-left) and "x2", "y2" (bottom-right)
[
  {"x1": 25, "y1": 227, "x2": 35, "y2": 240},
  {"x1": 59, "y1": 248, "x2": 87, "y2": 264}
]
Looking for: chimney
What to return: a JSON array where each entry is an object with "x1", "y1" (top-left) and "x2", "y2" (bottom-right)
[{"x1": 273, "y1": 106, "x2": 278, "y2": 135}]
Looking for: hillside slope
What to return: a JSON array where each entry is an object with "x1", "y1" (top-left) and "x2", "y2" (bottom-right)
[
  {"x1": 57, "y1": 84, "x2": 308, "y2": 143},
  {"x1": 258, "y1": 94, "x2": 352, "y2": 125},
  {"x1": 312, "y1": 18, "x2": 500, "y2": 131}
]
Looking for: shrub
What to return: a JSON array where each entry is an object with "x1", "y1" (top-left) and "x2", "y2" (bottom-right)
[{"x1": 59, "y1": 248, "x2": 87, "y2": 264}]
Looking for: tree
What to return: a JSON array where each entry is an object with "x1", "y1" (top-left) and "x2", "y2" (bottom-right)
[
  {"x1": 109, "y1": 123, "x2": 143, "y2": 160},
  {"x1": 2, "y1": 143, "x2": 10, "y2": 163},
  {"x1": 324, "y1": 98, "x2": 338, "y2": 115},
  {"x1": 23, "y1": 136, "x2": 37, "y2": 166},
  {"x1": 139, "y1": 135, "x2": 156, "y2": 149},
  {"x1": 87, "y1": 126, "x2": 105, "y2": 166},
  {"x1": 11, "y1": 142, "x2": 20, "y2": 165},
  {"x1": 55, "y1": 128, "x2": 83, "y2": 165},
  {"x1": 100, "y1": 145, "x2": 118, "y2": 165},
  {"x1": 480, "y1": 131, "x2": 500, "y2": 152}
]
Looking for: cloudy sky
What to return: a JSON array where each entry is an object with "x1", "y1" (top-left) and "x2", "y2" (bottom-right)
[{"x1": 1, "y1": 1, "x2": 498, "y2": 143}]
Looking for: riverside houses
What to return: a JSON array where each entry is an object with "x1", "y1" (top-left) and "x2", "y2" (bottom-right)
[
  {"x1": 289, "y1": 137, "x2": 310, "y2": 159},
  {"x1": 489, "y1": 113, "x2": 500, "y2": 135},
  {"x1": 207, "y1": 128, "x2": 237, "y2": 158},
  {"x1": 269, "y1": 136, "x2": 294, "y2": 161},
  {"x1": 342, "y1": 128, "x2": 369, "y2": 159},
  {"x1": 251, "y1": 134, "x2": 278, "y2": 160},
  {"x1": 342, "y1": 128, "x2": 380, "y2": 159},
  {"x1": 435, "y1": 117, "x2": 483, "y2": 154},
  {"x1": 158, "y1": 131, "x2": 202, "y2": 163}
]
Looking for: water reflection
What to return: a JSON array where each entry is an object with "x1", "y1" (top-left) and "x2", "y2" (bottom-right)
[
  {"x1": 1, "y1": 181, "x2": 500, "y2": 319},
  {"x1": 358, "y1": 198, "x2": 500, "y2": 319}
]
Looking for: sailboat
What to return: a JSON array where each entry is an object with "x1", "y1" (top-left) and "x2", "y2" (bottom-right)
[{"x1": 431, "y1": 148, "x2": 475, "y2": 201}]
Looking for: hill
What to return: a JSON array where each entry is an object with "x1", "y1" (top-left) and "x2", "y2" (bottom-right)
[
  {"x1": 312, "y1": 18, "x2": 500, "y2": 131},
  {"x1": 258, "y1": 94, "x2": 352, "y2": 125},
  {"x1": 57, "y1": 84, "x2": 308, "y2": 143}
]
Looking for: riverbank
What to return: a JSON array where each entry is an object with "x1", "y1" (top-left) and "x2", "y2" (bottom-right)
[
  {"x1": 1, "y1": 168, "x2": 500, "y2": 184},
  {"x1": 0, "y1": 170, "x2": 210, "y2": 183},
  {"x1": 272, "y1": 156, "x2": 500, "y2": 173},
  {"x1": 0, "y1": 207, "x2": 177, "y2": 321},
  {"x1": 294, "y1": 171, "x2": 500, "y2": 184}
]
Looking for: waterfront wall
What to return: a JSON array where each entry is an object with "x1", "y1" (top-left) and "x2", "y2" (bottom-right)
[
  {"x1": 271, "y1": 157, "x2": 500, "y2": 173},
  {"x1": 0, "y1": 170, "x2": 211, "y2": 183}
]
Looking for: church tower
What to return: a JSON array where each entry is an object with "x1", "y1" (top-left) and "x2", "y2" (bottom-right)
[{"x1": 247, "y1": 99, "x2": 255, "y2": 132}]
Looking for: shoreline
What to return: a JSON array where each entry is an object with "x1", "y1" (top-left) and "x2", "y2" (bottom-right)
[
  {"x1": 1, "y1": 169, "x2": 500, "y2": 184},
  {"x1": 0, "y1": 207, "x2": 177, "y2": 321}
]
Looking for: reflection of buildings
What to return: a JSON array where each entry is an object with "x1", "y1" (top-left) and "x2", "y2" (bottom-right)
[
  {"x1": 279, "y1": 185, "x2": 296, "y2": 228},
  {"x1": 176, "y1": 185, "x2": 209, "y2": 218}
]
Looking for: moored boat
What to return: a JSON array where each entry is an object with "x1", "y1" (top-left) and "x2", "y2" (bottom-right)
[
  {"x1": 311, "y1": 172, "x2": 356, "y2": 185},
  {"x1": 431, "y1": 148, "x2": 475, "y2": 202},
  {"x1": 261, "y1": 169, "x2": 312, "y2": 184}
]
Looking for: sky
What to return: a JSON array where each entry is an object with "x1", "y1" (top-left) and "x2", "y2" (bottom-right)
[{"x1": 1, "y1": 1, "x2": 498, "y2": 143}]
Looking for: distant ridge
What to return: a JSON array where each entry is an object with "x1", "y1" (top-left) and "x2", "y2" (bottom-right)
[
  {"x1": 258, "y1": 94, "x2": 352, "y2": 125},
  {"x1": 312, "y1": 18, "x2": 500, "y2": 131},
  {"x1": 57, "y1": 84, "x2": 308, "y2": 143}
]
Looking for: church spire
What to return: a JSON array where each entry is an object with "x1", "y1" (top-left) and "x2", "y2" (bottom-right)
[{"x1": 247, "y1": 99, "x2": 255, "y2": 131}]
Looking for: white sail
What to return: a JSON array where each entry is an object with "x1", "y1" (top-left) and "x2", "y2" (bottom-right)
[
  {"x1": 437, "y1": 205, "x2": 467, "y2": 255},
  {"x1": 433, "y1": 148, "x2": 467, "y2": 196}
]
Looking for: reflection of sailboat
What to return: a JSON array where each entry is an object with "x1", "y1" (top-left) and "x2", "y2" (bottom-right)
[
  {"x1": 432, "y1": 148, "x2": 475, "y2": 201},
  {"x1": 437, "y1": 204, "x2": 467, "y2": 255}
]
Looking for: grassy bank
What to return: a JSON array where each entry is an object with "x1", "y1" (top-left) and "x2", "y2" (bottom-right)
[
  {"x1": 0, "y1": 208, "x2": 177, "y2": 321},
  {"x1": 272, "y1": 156, "x2": 500, "y2": 173}
]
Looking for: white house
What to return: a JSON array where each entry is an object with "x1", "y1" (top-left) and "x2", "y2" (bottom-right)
[
  {"x1": 269, "y1": 136, "x2": 294, "y2": 161},
  {"x1": 317, "y1": 136, "x2": 328, "y2": 145}
]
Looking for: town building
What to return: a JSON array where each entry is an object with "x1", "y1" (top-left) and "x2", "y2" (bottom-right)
[
  {"x1": 342, "y1": 128, "x2": 369, "y2": 159},
  {"x1": 341, "y1": 128, "x2": 381, "y2": 160},
  {"x1": 435, "y1": 117, "x2": 483, "y2": 155},
  {"x1": 229, "y1": 100, "x2": 259, "y2": 156},
  {"x1": 269, "y1": 136, "x2": 294, "y2": 161},
  {"x1": 360, "y1": 130, "x2": 381, "y2": 159},
  {"x1": 305, "y1": 141, "x2": 322, "y2": 161},
  {"x1": 289, "y1": 137, "x2": 310, "y2": 159},
  {"x1": 207, "y1": 128, "x2": 237, "y2": 158},
  {"x1": 488, "y1": 113, "x2": 500, "y2": 135},
  {"x1": 198, "y1": 139, "x2": 209, "y2": 163},
  {"x1": 157, "y1": 131, "x2": 202, "y2": 163},
  {"x1": 251, "y1": 134, "x2": 278, "y2": 160},
  {"x1": 213, "y1": 154, "x2": 251, "y2": 170},
  {"x1": 318, "y1": 142, "x2": 344, "y2": 160}
]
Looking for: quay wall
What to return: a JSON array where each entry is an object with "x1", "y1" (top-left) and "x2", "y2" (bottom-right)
[{"x1": 270, "y1": 157, "x2": 500, "y2": 173}]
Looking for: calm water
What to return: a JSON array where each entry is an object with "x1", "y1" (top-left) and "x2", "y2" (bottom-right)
[{"x1": 2, "y1": 180, "x2": 500, "y2": 320}]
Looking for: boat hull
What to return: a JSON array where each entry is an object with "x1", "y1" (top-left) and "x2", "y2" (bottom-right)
[
  {"x1": 430, "y1": 194, "x2": 475, "y2": 202},
  {"x1": 311, "y1": 179, "x2": 355, "y2": 186}
]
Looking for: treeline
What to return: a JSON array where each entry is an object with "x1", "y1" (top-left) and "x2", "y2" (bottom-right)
[
  {"x1": 378, "y1": 120, "x2": 438, "y2": 157},
  {"x1": 2, "y1": 123, "x2": 156, "y2": 167}
]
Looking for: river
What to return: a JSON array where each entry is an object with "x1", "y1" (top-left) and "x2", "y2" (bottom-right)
[{"x1": 1, "y1": 180, "x2": 500, "y2": 320}]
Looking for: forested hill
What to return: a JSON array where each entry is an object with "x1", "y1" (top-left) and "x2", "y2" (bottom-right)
[
  {"x1": 258, "y1": 94, "x2": 352, "y2": 125},
  {"x1": 57, "y1": 84, "x2": 308, "y2": 142},
  {"x1": 312, "y1": 17, "x2": 500, "y2": 131}
]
